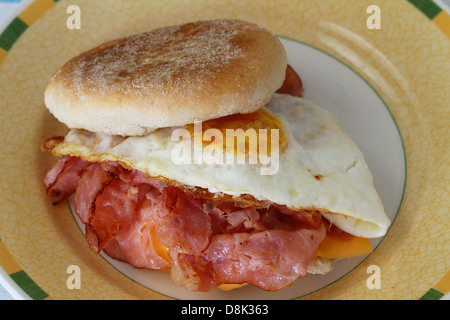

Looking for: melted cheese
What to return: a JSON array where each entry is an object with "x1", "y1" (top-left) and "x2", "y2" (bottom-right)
[
  {"x1": 217, "y1": 283, "x2": 248, "y2": 291},
  {"x1": 150, "y1": 227, "x2": 170, "y2": 262},
  {"x1": 314, "y1": 234, "x2": 373, "y2": 259}
]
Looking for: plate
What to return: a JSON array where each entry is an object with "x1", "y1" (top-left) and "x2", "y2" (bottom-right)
[{"x1": 0, "y1": 0, "x2": 448, "y2": 300}]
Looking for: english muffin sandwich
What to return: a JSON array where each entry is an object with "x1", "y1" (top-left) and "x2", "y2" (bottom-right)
[{"x1": 42, "y1": 19, "x2": 390, "y2": 292}]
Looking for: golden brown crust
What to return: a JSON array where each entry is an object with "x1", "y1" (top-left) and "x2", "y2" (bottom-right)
[
  {"x1": 45, "y1": 19, "x2": 287, "y2": 136},
  {"x1": 41, "y1": 135, "x2": 65, "y2": 151}
]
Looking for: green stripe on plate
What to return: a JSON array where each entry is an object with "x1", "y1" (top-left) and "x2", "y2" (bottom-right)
[
  {"x1": 419, "y1": 288, "x2": 445, "y2": 300},
  {"x1": 0, "y1": 17, "x2": 28, "y2": 52},
  {"x1": 9, "y1": 270, "x2": 48, "y2": 300},
  {"x1": 408, "y1": 0, "x2": 442, "y2": 19}
]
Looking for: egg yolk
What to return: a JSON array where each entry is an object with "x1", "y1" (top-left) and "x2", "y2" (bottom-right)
[{"x1": 186, "y1": 108, "x2": 288, "y2": 157}]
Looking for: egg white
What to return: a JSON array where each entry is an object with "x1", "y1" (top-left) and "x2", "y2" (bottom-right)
[{"x1": 52, "y1": 94, "x2": 390, "y2": 238}]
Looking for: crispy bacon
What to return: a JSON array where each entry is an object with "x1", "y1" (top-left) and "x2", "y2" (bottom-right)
[{"x1": 44, "y1": 156, "x2": 326, "y2": 291}]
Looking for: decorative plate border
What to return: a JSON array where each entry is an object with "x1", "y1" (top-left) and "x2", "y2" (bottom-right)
[
  {"x1": 408, "y1": 0, "x2": 450, "y2": 37},
  {"x1": 0, "y1": 0, "x2": 448, "y2": 300},
  {"x1": 0, "y1": 237, "x2": 50, "y2": 299}
]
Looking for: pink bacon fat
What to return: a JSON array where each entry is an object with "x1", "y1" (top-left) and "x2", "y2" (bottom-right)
[{"x1": 44, "y1": 156, "x2": 325, "y2": 291}]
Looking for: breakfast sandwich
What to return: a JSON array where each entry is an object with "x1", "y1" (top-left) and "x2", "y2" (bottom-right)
[{"x1": 42, "y1": 19, "x2": 390, "y2": 292}]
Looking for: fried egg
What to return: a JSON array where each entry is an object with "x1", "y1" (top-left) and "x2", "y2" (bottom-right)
[{"x1": 51, "y1": 93, "x2": 390, "y2": 238}]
